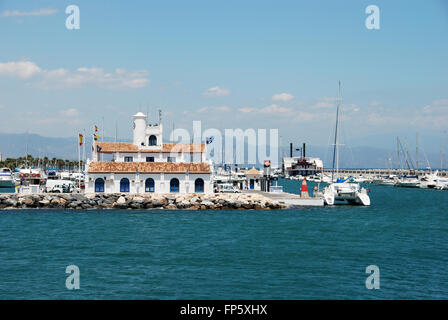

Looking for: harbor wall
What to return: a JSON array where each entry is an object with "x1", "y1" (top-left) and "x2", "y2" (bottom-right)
[
  {"x1": 0, "y1": 193, "x2": 286, "y2": 210},
  {"x1": 323, "y1": 169, "x2": 448, "y2": 176}
]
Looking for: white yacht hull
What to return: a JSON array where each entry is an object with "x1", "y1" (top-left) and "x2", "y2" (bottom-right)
[{"x1": 323, "y1": 183, "x2": 370, "y2": 206}]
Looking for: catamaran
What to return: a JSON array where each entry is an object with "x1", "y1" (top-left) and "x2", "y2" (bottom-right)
[{"x1": 322, "y1": 81, "x2": 371, "y2": 206}]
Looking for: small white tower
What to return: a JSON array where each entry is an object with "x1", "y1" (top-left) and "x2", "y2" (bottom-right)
[{"x1": 133, "y1": 112, "x2": 147, "y2": 146}]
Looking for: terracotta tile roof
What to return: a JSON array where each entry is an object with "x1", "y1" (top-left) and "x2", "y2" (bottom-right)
[
  {"x1": 88, "y1": 161, "x2": 211, "y2": 174},
  {"x1": 96, "y1": 142, "x2": 205, "y2": 153},
  {"x1": 245, "y1": 167, "x2": 262, "y2": 175}
]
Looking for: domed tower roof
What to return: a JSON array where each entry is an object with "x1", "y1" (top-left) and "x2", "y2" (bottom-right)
[{"x1": 133, "y1": 112, "x2": 147, "y2": 118}]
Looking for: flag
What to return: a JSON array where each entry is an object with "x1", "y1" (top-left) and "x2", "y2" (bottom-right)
[
  {"x1": 93, "y1": 134, "x2": 99, "y2": 141},
  {"x1": 94, "y1": 125, "x2": 98, "y2": 132},
  {"x1": 206, "y1": 136, "x2": 214, "y2": 144},
  {"x1": 78, "y1": 133, "x2": 83, "y2": 146}
]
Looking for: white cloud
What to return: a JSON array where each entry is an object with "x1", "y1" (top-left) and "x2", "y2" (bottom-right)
[
  {"x1": 196, "y1": 106, "x2": 230, "y2": 113},
  {"x1": 0, "y1": 8, "x2": 58, "y2": 17},
  {"x1": 0, "y1": 61, "x2": 41, "y2": 79},
  {"x1": 0, "y1": 60, "x2": 150, "y2": 89},
  {"x1": 312, "y1": 97, "x2": 337, "y2": 109},
  {"x1": 238, "y1": 104, "x2": 293, "y2": 115},
  {"x1": 203, "y1": 86, "x2": 231, "y2": 97},
  {"x1": 432, "y1": 99, "x2": 448, "y2": 107},
  {"x1": 364, "y1": 99, "x2": 448, "y2": 129},
  {"x1": 239, "y1": 107, "x2": 257, "y2": 113},
  {"x1": 60, "y1": 108, "x2": 79, "y2": 117},
  {"x1": 272, "y1": 93, "x2": 294, "y2": 102}
]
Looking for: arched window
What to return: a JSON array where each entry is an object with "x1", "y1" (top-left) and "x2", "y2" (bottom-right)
[
  {"x1": 149, "y1": 135, "x2": 157, "y2": 146},
  {"x1": 95, "y1": 178, "x2": 105, "y2": 192},
  {"x1": 170, "y1": 178, "x2": 180, "y2": 193},
  {"x1": 145, "y1": 178, "x2": 155, "y2": 192},
  {"x1": 194, "y1": 178, "x2": 204, "y2": 193},
  {"x1": 120, "y1": 178, "x2": 130, "y2": 192}
]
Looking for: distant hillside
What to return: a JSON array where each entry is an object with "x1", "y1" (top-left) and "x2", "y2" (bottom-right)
[
  {"x1": 0, "y1": 132, "x2": 444, "y2": 169},
  {"x1": 0, "y1": 133, "x2": 121, "y2": 160}
]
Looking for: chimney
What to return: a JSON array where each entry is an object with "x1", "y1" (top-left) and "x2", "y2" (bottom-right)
[
  {"x1": 290, "y1": 143, "x2": 293, "y2": 158},
  {"x1": 303, "y1": 143, "x2": 306, "y2": 158}
]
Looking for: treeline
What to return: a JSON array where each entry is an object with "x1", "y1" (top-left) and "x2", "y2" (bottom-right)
[{"x1": 0, "y1": 154, "x2": 84, "y2": 171}]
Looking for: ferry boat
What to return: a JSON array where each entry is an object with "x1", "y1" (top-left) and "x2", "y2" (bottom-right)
[
  {"x1": 0, "y1": 168, "x2": 16, "y2": 193},
  {"x1": 16, "y1": 168, "x2": 46, "y2": 194}
]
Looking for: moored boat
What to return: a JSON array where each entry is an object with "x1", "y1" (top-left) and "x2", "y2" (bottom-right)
[
  {"x1": 321, "y1": 81, "x2": 371, "y2": 206},
  {"x1": 0, "y1": 168, "x2": 16, "y2": 193}
]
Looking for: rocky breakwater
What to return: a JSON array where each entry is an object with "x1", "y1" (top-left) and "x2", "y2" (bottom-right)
[{"x1": 0, "y1": 193, "x2": 286, "y2": 210}]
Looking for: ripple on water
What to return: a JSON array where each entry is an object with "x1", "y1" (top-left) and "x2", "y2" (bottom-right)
[{"x1": 0, "y1": 182, "x2": 447, "y2": 299}]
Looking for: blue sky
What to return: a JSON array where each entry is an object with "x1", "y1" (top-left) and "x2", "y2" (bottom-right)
[{"x1": 0, "y1": 0, "x2": 447, "y2": 152}]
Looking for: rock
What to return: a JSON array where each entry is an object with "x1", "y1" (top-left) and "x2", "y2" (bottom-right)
[
  {"x1": 132, "y1": 196, "x2": 145, "y2": 203},
  {"x1": 116, "y1": 196, "x2": 126, "y2": 205},
  {"x1": 4, "y1": 198, "x2": 18, "y2": 207},
  {"x1": 22, "y1": 198, "x2": 34, "y2": 206},
  {"x1": 201, "y1": 200, "x2": 214, "y2": 207},
  {"x1": 0, "y1": 191, "x2": 288, "y2": 211},
  {"x1": 85, "y1": 193, "x2": 97, "y2": 200}
]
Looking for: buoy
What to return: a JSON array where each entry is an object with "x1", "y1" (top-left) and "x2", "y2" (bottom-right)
[{"x1": 300, "y1": 178, "x2": 309, "y2": 198}]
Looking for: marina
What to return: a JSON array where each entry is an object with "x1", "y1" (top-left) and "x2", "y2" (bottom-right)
[{"x1": 0, "y1": 106, "x2": 447, "y2": 208}]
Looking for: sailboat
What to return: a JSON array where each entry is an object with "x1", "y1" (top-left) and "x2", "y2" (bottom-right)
[{"x1": 322, "y1": 81, "x2": 371, "y2": 206}]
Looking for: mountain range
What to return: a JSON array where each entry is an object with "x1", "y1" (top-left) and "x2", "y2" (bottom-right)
[{"x1": 0, "y1": 132, "x2": 445, "y2": 169}]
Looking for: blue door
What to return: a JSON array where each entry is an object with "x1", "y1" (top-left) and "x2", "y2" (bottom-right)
[
  {"x1": 145, "y1": 178, "x2": 155, "y2": 192},
  {"x1": 95, "y1": 178, "x2": 105, "y2": 192},
  {"x1": 194, "y1": 178, "x2": 204, "y2": 193},
  {"x1": 120, "y1": 178, "x2": 130, "y2": 192},
  {"x1": 170, "y1": 178, "x2": 179, "y2": 193},
  {"x1": 250, "y1": 179, "x2": 255, "y2": 189}
]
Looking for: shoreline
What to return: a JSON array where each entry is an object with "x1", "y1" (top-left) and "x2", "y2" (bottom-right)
[{"x1": 0, "y1": 193, "x2": 287, "y2": 210}]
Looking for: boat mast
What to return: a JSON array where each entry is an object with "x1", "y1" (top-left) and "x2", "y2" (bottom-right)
[
  {"x1": 416, "y1": 132, "x2": 419, "y2": 170},
  {"x1": 331, "y1": 80, "x2": 341, "y2": 182}
]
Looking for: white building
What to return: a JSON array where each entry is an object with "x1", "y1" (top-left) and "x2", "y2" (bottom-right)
[
  {"x1": 85, "y1": 112, "x2": 213, "y2": 194},
  {"x1": 244, "y1": 167, "x2": 262, "y2": 190}
]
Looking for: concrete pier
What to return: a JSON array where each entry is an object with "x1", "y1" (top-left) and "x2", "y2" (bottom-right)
[{"x1": 244, "y1": 190, "x2": 324, "y2": 207}]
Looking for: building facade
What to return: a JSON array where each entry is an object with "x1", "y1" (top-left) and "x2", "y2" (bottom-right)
[{"x1": 85, "y1": 112, "x2": 213, "y2": 194}]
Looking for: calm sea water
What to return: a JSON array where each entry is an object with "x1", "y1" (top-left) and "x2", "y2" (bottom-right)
[{"x1": 0, "y1": 179, "x2": 447, "y2": 299}]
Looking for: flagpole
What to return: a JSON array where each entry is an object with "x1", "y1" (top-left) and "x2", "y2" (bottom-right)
[
  {"x1": 101, "y1": 117, "x2": 104, "y2": 161},
  {"x1": 83, "y1": 129, "x2": 86, "y2": 168},
  {"x1": 78, "y1": 134, "x2": 81, "y2": 189}
]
